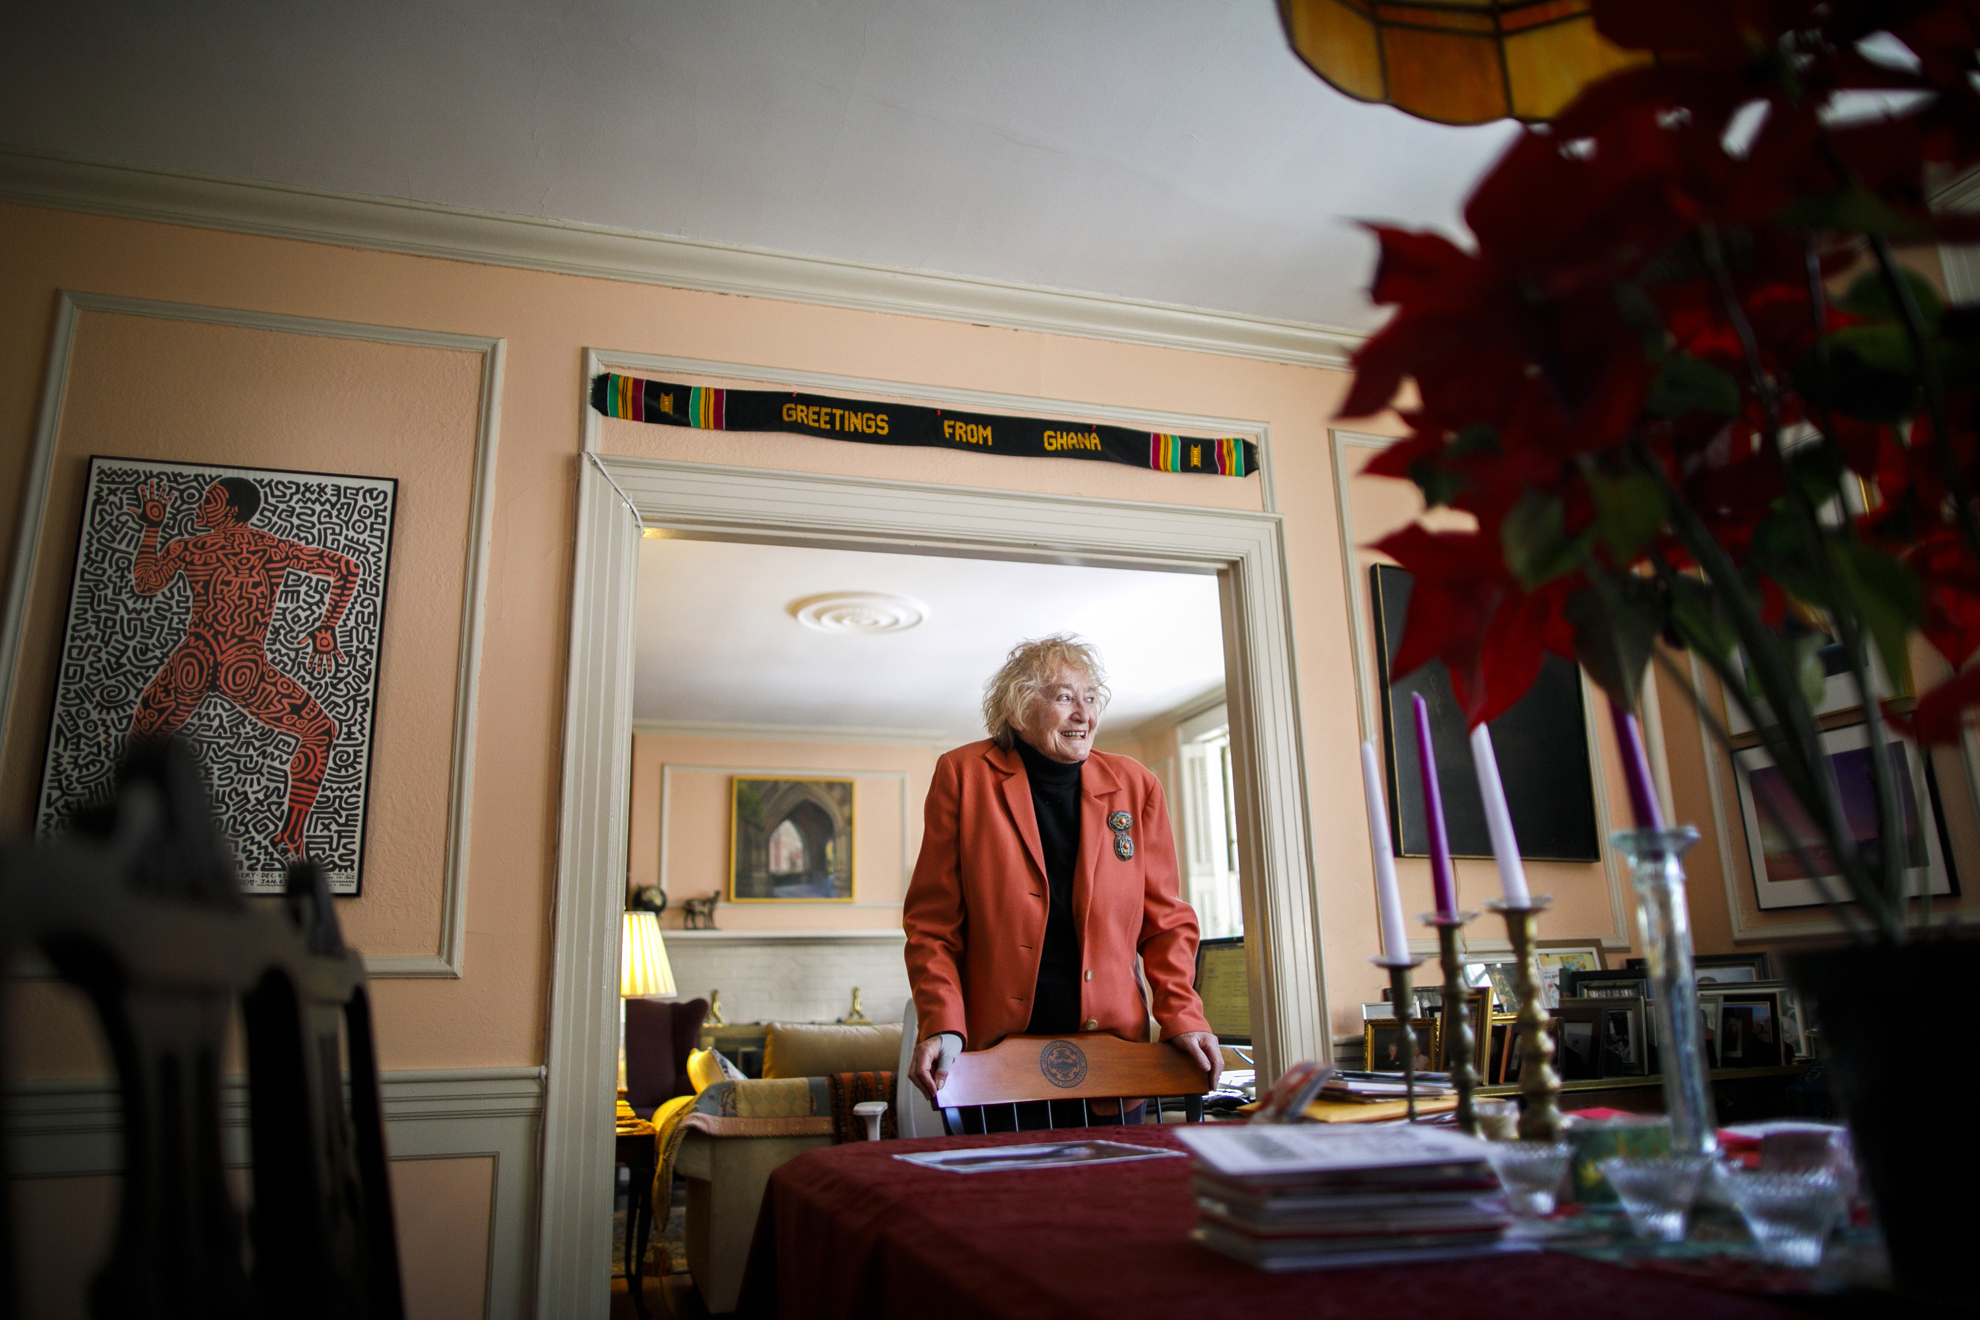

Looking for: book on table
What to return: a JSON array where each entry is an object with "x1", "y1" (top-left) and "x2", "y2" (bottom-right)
[{"x1": 1173, "y1": 1122, "x2": 1521, "y2": 1271}]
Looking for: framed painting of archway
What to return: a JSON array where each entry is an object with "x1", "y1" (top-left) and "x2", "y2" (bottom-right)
[{"x1": 729, "y1": 774, "x2": 854, "y2": 900}]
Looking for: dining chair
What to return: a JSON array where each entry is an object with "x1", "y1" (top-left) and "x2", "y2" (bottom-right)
[
  {"x1": 932, "y1": 1033, "x2": 1215, "y2": 1135},
  {"x1": 0, "y1": 739, "x2": 403, "y2": 1320}
]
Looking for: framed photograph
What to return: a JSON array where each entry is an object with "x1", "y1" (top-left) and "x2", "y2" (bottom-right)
[
  {"x1": 1733, "y1": 722, "x2": 1954, "y2": 911},
  {"x1": 1599, "y1": 998, "x2": 1648, "y2": 1076},
  {"x1": 1466, "y1": 961, "x2": 1524, "y2": 1013},
  {"x1": 1436, "y1": 988, "x2": 1493, "y2": 1072},
  {"x1": 1721, "y1": 622, "x2": 1900, "y2": 736},
  {"x1": 1627, "y1": 952, "x2": 1770, "y2": 983},
  {"x1": 1503, "y1": 1021, "x2": 1561, "y2": 1082},
  {"x1": 1701, "y1": 980, "x2": 1809, "y2": 1062},
  {"x1": 1535, "y1": 942, "x2": 1604, "y2": 1008},
  {"x1": 1370, "y1": 565, "x2": 1600, "y2": 862},
  {"x1": 1699, "y1": 997, "x2": 1722, "y2": 1069},
  {"x1": 1712, "y1": 991, "x2": 1786, "y2": 1069},
  {"x1": 1562, "y1": 968, "x2": 1652, "y2": 1001},
  {"x1": 1363, "y1": 1017, "x2": 1442, "y2": 1074},
  {"x1": 35, "y1": 456, "x2": 397, "y2": 894},
  {"x1": 729, "y1": 776, "x2": 854, "y2": 901},
  {"x1": 1554, "y1": 1000, "x2": 1606, "y2": 1080}
]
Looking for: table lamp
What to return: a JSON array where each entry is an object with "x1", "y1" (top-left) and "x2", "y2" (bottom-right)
[{"x1": 619, "y1": 911, "x2": 676, "y2": 1103}]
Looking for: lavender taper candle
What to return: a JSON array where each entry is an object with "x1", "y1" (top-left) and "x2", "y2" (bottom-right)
[
  {"x1": 1411, "y1": 694, "x2": 1458, "y2": 918},
  {"x1": 1608, "y1": 700, "x2": 1666, "y2": 830}
]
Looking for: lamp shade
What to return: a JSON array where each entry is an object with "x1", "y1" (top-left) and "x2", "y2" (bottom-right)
[
  {"x1": 620, "y1": 911, "x2": 676, "y2": 999},
  {"x1": 1277, "y1": 0, "x2": 1648, "y2": 125}
]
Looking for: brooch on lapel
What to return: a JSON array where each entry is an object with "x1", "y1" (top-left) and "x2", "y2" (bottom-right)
[{"x1": 1108, "y1": 810, "x2": 1134, "y2": 861}]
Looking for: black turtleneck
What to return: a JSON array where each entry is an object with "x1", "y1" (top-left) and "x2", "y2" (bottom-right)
[{"x1": 1015, "y1": 736, "x2": 1083, "y2": 1035}]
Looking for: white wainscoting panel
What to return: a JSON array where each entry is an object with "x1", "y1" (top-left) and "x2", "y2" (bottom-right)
[{"x1": 3, "y1": 1066, "x2": 544, "y2": 1320}]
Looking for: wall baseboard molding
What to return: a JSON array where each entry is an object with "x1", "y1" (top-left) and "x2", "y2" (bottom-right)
[
  {"x1": 5, "y1": 1066, "x2": 543, "y2": 1320},
  {"x1": 0, "y1": 145, "x2": 1365, "y2": 371}
]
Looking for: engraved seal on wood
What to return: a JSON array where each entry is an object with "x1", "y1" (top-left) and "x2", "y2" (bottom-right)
[{"x1": 1038, "y1": 1039, "x2": 1089, "y2": 1088}]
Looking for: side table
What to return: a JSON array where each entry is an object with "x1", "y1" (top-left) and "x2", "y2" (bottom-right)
[{"x1": 615, "y1": 1120, "x2": 659, "y2": 1319}]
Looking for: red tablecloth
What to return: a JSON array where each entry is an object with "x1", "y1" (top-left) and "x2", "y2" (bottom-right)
[{"x1": 738, "y1": 1126, "x2": 1812, "y2": 1320}]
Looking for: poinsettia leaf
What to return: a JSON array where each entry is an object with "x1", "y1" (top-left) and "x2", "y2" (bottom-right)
[
  {"x1": 1827, "y1": 539, "x2": 1922, "y2": 697},
  {"x1": 1564, "y1": 585, "x2": 1661, "y2": 710},
  {"x1": 1448, "y1": 423, "x2": 1501, "y2": 458},
  {"x1": 1838, "y1": 268, "x2": 1943, "y2": 332},
  {"x1": 1794, "y1": 338, "x2": 1918, "y2": 422},
  {"x1": 1750, "y1": 513, "x2": 1833, "y2": 612},
  {"x1": 1827, "y1": 324, "x2": 1918, "y2": 375},
  {"x1": 1645, "y1": 353, "x2": 1741, "y2": 419},
  {"x1": 1776, "y1": 187, "x2": 1927, "y2": 239},
  {"x1": 1408, "y1": 458, "x2": 1466, "y2": 509},
  {"x1": 1668, "y1": 575, "x2": 1736, "y2": 661},
  {"x1": 1589, "y1": 471, "x2": 1667, "y2": 559},
  {"x1": 1501, "y1": 489, "x2": 1588, "y2": 589},
  {"x1": 1611, "y1": 281, "x2": 1671, "y2": 358}
]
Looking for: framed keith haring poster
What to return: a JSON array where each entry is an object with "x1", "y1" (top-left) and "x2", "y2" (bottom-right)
[{"x1": 36, "y1": 456, "x2": 397, "y2": 894}]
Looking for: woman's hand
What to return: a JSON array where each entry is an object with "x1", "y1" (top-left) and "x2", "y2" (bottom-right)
[
  {"x1": 1169, "y1": 1031, "x2": 1221, "y2": 1079},
  {"x1": 907, "y1": 1033, "x2": 961, "y2": 1104}
]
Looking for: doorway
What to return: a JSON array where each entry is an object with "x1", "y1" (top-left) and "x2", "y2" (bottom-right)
[{"x1": 540, "y1": 445, "x2": 1321, "y2": 1315}]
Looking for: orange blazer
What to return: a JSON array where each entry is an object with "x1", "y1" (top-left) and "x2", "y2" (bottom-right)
[{"x1": 903, "y1": 740, "x2": 1211, "y2": 1050}]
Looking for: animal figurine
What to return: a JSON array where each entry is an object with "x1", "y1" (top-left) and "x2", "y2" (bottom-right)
[
  {"x1": 839, "y1": 987, "x2": 869, "y2": 1024},
  {"x1": 681, "y1": 891, "x2": 720, "y2": 930}
]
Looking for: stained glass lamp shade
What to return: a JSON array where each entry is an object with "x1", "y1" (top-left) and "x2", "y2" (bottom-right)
[{"x1": 1277, "y1": 0, "x2": 1647, "y2": 125}]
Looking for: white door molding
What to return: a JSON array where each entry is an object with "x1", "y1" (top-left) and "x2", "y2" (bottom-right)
[{"x1": 542, "y1": 441, "x2": 1325, "y2": 1317}]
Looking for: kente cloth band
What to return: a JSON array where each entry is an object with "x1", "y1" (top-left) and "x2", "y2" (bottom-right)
[{"x1": 591, "y1": 373, "x2": 1256, "y2": 478}]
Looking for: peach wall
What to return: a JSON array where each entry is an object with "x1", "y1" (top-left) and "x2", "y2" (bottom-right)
[
  {"x1": 0, "y1": 203, "x2": 1363, "y2": 1068},
  {"x1": 627, "y1": 732, "x2": 937, "y2": 930},
  {"x1": 0, "y1": 199, "x2": 1384, "y2": 1315}
]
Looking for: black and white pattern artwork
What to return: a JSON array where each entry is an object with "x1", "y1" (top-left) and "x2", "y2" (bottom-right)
[{"x1": 37, "y1": 456, "x2": 397, "y2": 894}]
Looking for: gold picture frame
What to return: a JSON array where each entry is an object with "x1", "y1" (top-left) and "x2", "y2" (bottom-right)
[
  {"x1": 728, "y1": 776, "x2": 854, "y2": 902},
  {"x1": 1362, "y1": 1016, "x2": 1443, "y2": 1074}
]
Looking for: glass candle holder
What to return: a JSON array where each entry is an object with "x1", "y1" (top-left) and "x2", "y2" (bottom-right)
[
  {"x1": 1722, "y1": 1167, "x2": 1846, "y2": 1267},
  {"x1": 1599, "y1": 1154, "x2": 1711, "y2": 1243},
  {"x1": 1486, "y1": 1141, "x2": 1572, "y2": 1217},
  {"x1": 1611, "y1": 827, "x2": 1717, "y2": 1158}
]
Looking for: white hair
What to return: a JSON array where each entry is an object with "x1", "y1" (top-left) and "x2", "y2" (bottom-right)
[{"x1": 981, "y1": 634, "x2": 1110, "y2": 749}]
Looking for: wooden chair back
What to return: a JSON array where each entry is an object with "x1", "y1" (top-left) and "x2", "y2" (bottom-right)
[
  {"x1": 933, "y1": 1033, "x2": 1214, "y2": 1134},
  {"x1": 0, "y1": 740, "x2": 403, "y2": 1320}
]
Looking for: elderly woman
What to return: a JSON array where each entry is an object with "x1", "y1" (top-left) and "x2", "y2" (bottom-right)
[{"x1": 903, "y1": 634, "x2": 1218, "y2": 1118}]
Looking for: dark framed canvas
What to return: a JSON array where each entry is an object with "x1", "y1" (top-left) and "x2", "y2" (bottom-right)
[
  {"x1": 36, "y1": 456, "x2": 397, "y2": 895},
  {"x1": 1370, "y1": 565, "x2": 1599, "y2": 861},
  {"x1": 729, "y1": 775, "x2": 854, "y2": 901},
  {"x1": 1733, "y1": 722, "x2": 1954, "y2": 910}
]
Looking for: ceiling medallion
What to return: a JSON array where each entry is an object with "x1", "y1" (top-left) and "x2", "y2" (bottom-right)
[{"x1": 790, "y1": 592, "x2": 928, "y2": 635}]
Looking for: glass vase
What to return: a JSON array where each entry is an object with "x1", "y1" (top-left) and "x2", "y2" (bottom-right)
[{"x1": 1613, "y1": 826, "x2": 1717, "y2": 1158}]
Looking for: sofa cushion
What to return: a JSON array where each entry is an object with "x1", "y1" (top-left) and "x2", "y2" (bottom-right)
[{"x1": 761, "y1": 1021, "x2": 902, "y2": 1078}]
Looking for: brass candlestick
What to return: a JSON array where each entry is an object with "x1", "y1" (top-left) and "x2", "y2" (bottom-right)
[
  {"x1": 1424, "y1": 912, "x2": 1480, "y2": 1136},
  {"x1": 1489, "y1": 897, "x2": 1562, "y2": 1141},
  {"x1": 1372, "y1": 954, "x2": 1428, "y2": 1122}
]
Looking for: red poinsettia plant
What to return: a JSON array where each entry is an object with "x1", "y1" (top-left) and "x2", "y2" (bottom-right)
[{"x1": 1343, "y1": 2, "x2": 1980, "y2": 943}]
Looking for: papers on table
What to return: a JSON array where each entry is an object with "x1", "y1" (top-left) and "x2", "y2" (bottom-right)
[
  {"x1": 1175, "y1": 1122, "x2": 1491, "y2": 1181},
  {"x1": 893, "y1": 1140, "x2": 1187, "y2": 1175}
]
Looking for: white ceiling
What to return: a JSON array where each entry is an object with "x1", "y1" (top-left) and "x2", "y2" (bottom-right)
[
  {"x1": 0, "y1": 1, "x2": 1516, "y2": 329},
  {"x1": 633, "y1": 537, "x2": 1224, "y2": 743}
]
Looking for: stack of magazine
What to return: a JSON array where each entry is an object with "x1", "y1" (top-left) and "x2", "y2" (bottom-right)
[
  {"x1": 1320, "y1": 1070, "x2": 1457, "y2": 1103},
  {"x1": 1173, "y1": 1124, "x2": 1519, "y2": 1270}
]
